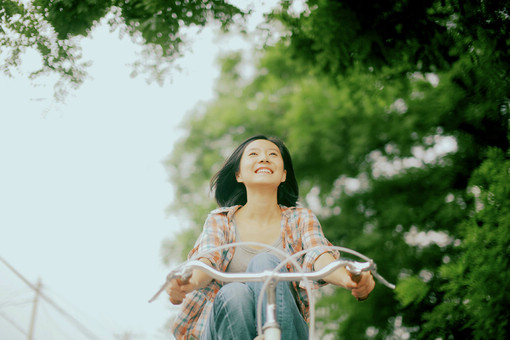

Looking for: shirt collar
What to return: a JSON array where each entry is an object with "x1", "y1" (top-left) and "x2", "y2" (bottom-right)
[
  {"x1": 214, "y1": 204, "x2": 292, "y2": 220},
  {"x1": 210, "y1": 205, "x2": 242, "y2": 222},
  {"x1": 279, "y1": 205, "x2": 292, "y2": 218}
]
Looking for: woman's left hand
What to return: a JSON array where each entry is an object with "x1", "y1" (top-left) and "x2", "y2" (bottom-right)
[{"x1": 350, "y1": 271, "x2": 375, "y2": 301}]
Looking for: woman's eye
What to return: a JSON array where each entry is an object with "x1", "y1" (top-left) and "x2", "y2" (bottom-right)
[{"x1": 249, "y1": 152, "x2": 257, "y2": 156}]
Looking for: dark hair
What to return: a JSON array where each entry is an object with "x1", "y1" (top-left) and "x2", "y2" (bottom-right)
[{"x1": 210, "y1": 135, "x2": 299, "y2": 207}]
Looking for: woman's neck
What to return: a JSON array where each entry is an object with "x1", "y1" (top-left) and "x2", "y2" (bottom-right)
[{"x1": 238, "y1": 190, "x2": 281, "y2": 223}]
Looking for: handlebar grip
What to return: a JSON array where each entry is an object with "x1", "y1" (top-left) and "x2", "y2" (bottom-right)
[
  {"x1": 348, "y1": 271, "x2": 368, "y2": 301},
  {"x1": 345, "y1": 261, "x2": 369, "y2": 283},
  {"x1": 349, "y1": 272, "x2": 362, "y2": 283}
]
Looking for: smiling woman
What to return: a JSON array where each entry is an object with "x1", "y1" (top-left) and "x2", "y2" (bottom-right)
[{"x1": 164, "y1": 135, "x2": 376, "y2": 340}]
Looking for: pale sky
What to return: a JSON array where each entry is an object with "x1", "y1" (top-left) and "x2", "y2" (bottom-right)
[{"x1": 0, "y1": 1, "x2": 281, "y2": 339}]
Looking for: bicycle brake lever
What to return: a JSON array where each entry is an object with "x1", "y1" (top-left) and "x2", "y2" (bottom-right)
[
  {"x1": 345, "y1": 259, "x2": 373, "y2": 275},
  {"x1": 345, "y1": 259, "x2": 396, "y2": 290},
  {"x1": 372, "y1": 271, "x2": 396, "y2": 289},
  {"x1": 148, "y1": 266, "x2": 193, "y2": 303}
]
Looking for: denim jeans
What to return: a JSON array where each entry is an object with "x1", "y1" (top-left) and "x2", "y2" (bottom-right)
[{"x1": 201, "y1": 253, "x2": 309, "y2": 340}]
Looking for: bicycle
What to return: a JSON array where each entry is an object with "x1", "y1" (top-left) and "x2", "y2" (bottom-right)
[{"x1": 149, "y1": 242, "x2": 395, "y2": 340}]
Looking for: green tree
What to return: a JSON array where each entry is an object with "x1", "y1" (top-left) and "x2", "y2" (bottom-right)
[
  {"x1": 418, "y1": 148, "x2": 510, "y2": 339},
  {"x1": 271, "y1": 1, "x2": 510, "y2": 338},
  {"x1": 1, "y1": 0, "x2": 88, "y2": 100},
  {"x1": 0, "y1": 0, "x2": 244, "y2": 100}
]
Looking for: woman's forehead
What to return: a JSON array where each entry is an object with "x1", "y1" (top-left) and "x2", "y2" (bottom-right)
[{"x1": 245, "y1": 139, "x2": 279, "y2": 151}]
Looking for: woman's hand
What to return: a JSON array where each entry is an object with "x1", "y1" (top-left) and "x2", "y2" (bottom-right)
[
  {"x1": 166, "y1": 276, "x2": 197, "y2": 305},
  {"x1": 314, "y1": 253, "x2": 376, "y2": 300},
  {"x1": 349, "y1": 271, "x2": 375, "y2": 301},
  {"x1": 165, "y1": 258, "x2": 214, "y2": 304}
]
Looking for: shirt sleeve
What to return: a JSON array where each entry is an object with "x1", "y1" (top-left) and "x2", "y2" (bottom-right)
[
  {"x1": 299, "y1": 208, "x2": 340, "y2": 278},
  {"x1": 188, "y1": 212, "x2": 229, "y2": 271}
]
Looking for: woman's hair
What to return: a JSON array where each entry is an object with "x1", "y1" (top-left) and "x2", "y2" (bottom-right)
[{"x1": 210, "y1": 135, "x2": 299, "y2": 207}]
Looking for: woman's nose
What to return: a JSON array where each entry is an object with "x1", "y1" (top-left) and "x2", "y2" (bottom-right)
[{"x1": 259, "y1": 153, "x2": 269, "y2": 162}]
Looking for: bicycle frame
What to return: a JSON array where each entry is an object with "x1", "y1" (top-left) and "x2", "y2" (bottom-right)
[{"x1": 149, "y1": 243, "x2": 395, "y2": 340}]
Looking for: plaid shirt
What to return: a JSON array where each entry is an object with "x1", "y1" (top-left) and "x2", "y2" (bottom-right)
[{"x1": 172, "y1": 205, "x2": 338, "y2": 340}]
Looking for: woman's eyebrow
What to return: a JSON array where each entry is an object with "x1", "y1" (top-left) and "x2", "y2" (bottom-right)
[{"x1": 246, "y1": 147, "x2": 280, "y2": 153}]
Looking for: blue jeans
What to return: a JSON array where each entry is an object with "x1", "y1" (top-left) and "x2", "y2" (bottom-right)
[{"x1": 201, "y1": 253, "x2": 309, "y2": 340}]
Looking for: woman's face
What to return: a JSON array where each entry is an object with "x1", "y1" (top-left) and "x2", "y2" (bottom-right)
[{"x1": 236, "y1": 139, "x2": 287, "y2": 188}]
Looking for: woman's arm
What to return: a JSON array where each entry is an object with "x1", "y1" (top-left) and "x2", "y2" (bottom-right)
[
  {"x1": 167, "y1": 211, "x2": 232, "y2": 304},
  {"x1": 314, "y1": 252, "x2": 375, "y2": 300}
]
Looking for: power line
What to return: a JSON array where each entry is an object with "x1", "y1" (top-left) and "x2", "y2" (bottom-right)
[
  {"x1": 0, "y1": 296, "x2": 33, "y2": 308},
  {"x1": 0, "y1": 310, "x2": 29, "y2": 336},
  {"x1": 0, "y1": 256, "x2": 103, "y2": 340},
  {"x1": 45, "y1": 285, "x2": 116, "y2": 336},
  {"x1": 39, "y1": 300, "x2": 75, "y2": 340}
]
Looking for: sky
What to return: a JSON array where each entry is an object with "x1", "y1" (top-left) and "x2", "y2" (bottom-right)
[{"x1": 0, "y1": 1, "x2": 282, "y2": 339}]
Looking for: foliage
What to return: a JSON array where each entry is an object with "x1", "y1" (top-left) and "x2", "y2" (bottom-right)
[
  {"x1": 274, "y1": 0, "x2": 510, "y2": 76},
  {"x1": 0, "y1": 0, "x2": 88, "y2": 100},
  {"x1": 269, "y1": 2, "x2": 510, "y2": 336},
  {"x1": 163, "y1": 0, "x2": 509, "y2": 339},
  {"x1": 0, "y1": 0, "x2": 244, "y2": 99},
  {"x1": 395, "y1": 276, "x2": 429, "y2": 308},
  {"x1": 420, "y1": 149, "x2": 510, "y2": 339}
]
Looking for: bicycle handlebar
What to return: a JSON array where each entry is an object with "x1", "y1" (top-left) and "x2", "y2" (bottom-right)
[
  {"x1": 168, "y1": 258, "x2": 369, "y2": 284},
  {"x1": 149, "y1": 243, "x2": 395, "y2": 339},
  {"x1": 148, "y1": 246, "x2": 395, "y2": 303}
]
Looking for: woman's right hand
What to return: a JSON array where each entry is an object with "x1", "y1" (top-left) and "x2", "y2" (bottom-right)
[
  {"x1": 166, "y1": 276, "x2": 196, "y2": 305},
  {"x1": 166, "y1": 258, "x2": 214, "y2": 304}
]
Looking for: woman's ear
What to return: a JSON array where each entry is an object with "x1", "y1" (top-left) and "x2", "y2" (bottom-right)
[
  {"x1": 281, "y1": 170, "x2": 287, "y2": 183},
  {"x1": 236, "y1": 172, "x2": 243, "y2": 183}
]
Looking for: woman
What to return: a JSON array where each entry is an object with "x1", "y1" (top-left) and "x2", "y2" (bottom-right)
[{"x1": 167, "y1": 135, "x2": 375, "y2": 340}]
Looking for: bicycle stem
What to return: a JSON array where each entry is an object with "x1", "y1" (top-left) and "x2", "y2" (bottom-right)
[{"x1": 263, "y1": 279, "x2": 281, "y2": 339}]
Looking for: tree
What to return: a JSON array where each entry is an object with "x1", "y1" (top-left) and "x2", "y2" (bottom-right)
[
  {"x1": 0, "y1": 0, "x2": 244, "y2": 100},
  {"x1": 164, "y1": 0, "x2": 509, "y2": 338},
  {"x1": 418, "y1": 148, "x2": 510, "y2": 339},
  {"x1": 1, "y1": 0, "x2": 88, "y2": 100},
  {"x1": 272, "y1": 1, "x2": 510, "y2": 337}
]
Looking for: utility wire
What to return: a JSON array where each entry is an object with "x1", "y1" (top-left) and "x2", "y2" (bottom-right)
[
  {"x1": 0, "y1": 256, "x2": 103, "y2": 340},
  {"x1": 0, "y1": 310, "x2": 29, "y2": 336},
  {"x1": 45, "y1": 285, "x2": 115, "y2": 335},
  {"x1": 0, "y1": 286, "x2": 33, "y2": 308},
  {"x1": 0, "y1": 296, "x2": 33, "y2": 308},
  {"x1": 39, "y1": 300, "x2": 74, "y2": 340}
]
